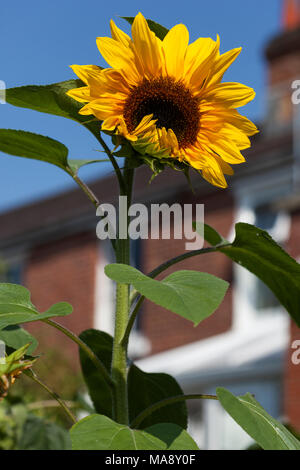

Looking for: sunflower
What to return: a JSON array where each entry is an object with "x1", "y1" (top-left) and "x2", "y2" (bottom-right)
[{"x1": 67, "y1": 12, "x2": 258, "y2": 188}]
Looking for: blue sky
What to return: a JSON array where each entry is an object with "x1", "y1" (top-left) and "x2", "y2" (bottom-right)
[{"x1": 0, "y1": 0, "x2": 282, "y2": 212}]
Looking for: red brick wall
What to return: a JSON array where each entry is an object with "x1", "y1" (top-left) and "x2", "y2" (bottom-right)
[
  {"x1": 141, "y1": 190, "x2": 234, "y2": 354},
  {"x1": 267, "y1": 51, "x2": 300, "y2": 130},
  {"x1": 268, "y1": 52, "x2": 300, "y2": 85},
  {"x1": 284, "y1": 210, "x2": 300, "y2": 431},
  {"x1": 24, "y1": 231, "x2": 97, "y2": 371},
  {"x1": 285, "y1": 321, "x2": 300, "y2": 431}
]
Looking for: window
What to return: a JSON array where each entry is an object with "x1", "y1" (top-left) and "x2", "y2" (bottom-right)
[
  {"x1": 94, "y1": 238, "x2": 150, "y2": 358},
  {"x1": 233, "y1": 188, "x2": 290, "y2": 329},
  {"x1": 0, "y1": 258, "x2": 23, "y2": 284},
  {"x1": 128, "y1": 238, "x2": 151, "y2": 359},
  {"x1": 251, "y1": 206, "x2": 281, "y2": 312}
]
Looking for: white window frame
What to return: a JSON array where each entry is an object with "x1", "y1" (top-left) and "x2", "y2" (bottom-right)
[
  {"x1": 231, "y1": 174, "x2": 291, "y2": 331},
  {"x1": 94, "y1": 239, "x2": 151, "y2": 358}
]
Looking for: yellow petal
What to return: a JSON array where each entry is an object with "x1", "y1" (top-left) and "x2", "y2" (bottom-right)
[
  {"x1": 67, "y1": 85, "x2": 93, "y2": 103},
  {"x1": 167, "y1": 128, "x2": 179, "y2": 154},
  {"x1": 79, "y1": 95, "x2": 124, "y2": 119},
  {"x1": 184, "y1": 144, "x2": 228, "y2": 187},
  {"x1": 131, "y1": 12, "x2": 163, "y2": 78},
  {"x1": 110, "y1": 20, "x2": 131, "y2": 47},
  {"x1": 188, "y1": 36, "x2": 220, "y2": 94},
  {"x1": 102, "y1": 116, "x2": 121, "y2": 131},
  {"x1": 223, "y1": 109, "x2": 258, "y2": 136},
  {"x1": 200, "y1": 106, "x2": 258, "y2": 138},
  {"x1": 163, "y1": 24, "x2": 189, "y2": 78},
  {"x1": 184, "y1": 37, "x2": 217, "y2": 79},
  {"x1": 69, "y1": 64, "x2": 102, "y2": 85},
  {"x1": 97, "y1": 69, "x2": 130, "y2": 95},
  {"x1": 183, "y1": 145, "x2": 207, "y2": 170},
  {"x1": 116, "y1": 118, "x2": 138, "y2": 141},
  {"x1": 202, "y1": 165, "x2": 228, "y2": 188},
  {"x1": 133, "y1": 114, "x2": 157, "y2": 135},
  {"x1": 207, "y1": 48, "x2": 242, "y2": 87},
  {"x1": 221, "y1": 125, "x2": 251, "y2": 149},
  {"x1": 204, "y1": 137, "x2": 246, "y2": 164},
  {"x1": 214, "y1": 154, "x2": 234, "y2": 175},
  {"x1": 96, "y1": 37, "x2": 140, "y2": 85},
  {"x1": 202, "y1": 82, "x2": 256, "y2": 108}
]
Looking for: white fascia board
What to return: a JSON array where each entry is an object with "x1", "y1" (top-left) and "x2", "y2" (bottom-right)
[{"x1": 136, "y1": 315, "x2": 289, "y2": 381}]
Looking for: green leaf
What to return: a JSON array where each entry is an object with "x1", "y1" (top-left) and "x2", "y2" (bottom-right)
[
  {"x1": 0, "y1": 325, "x2": 38, "y2": 355},
  {"x1": 122, "y1": 17, "x2": 169, "y2": 40},
  {"x1": 0, "y1": 343, "x2": 36, "y2": 377},
  {"x1": 219, "y1": 223, "x2": 300, "y2": 326},
  {"x1": 5, "y1": 79, "x2": 102, "y2": 136},
  {"x1": 0, "y1": 129, "x2": 69, "y2": 170},
  {"x1": 0, "y1": 283, "x2": 72, "y2": 330},
  {"x1": 217, "y1": 387, "x2": 300, "y2": 450},
  {"x1": 145, "y1": 423, "x2": 199, "y2": 450},
  {"x1": 70, "y1": 414, "x2": 198, "y2": 450},
  {"x1": 128, "y1": 365, "x2": 187, "y2": 429},
  {"x1": 105, "y1": 265, "x2": 229, "y2": 326},
  {"x1": 78, "y1": 329, "x2": 113, "y2": 418},
  {"x1": 79, "y1": 329, "x2": 188, "y2": 428},
  {"x1": 0, "y1": 130, "x2": 110, "y2": 175},
  {"x1": 194, "y1": 222, "x2": 228, "y2": 247},
  {"x1": 18, "y1": 415, "x2": 71, "y2": 450},
  {"x1": 68, "y1": 158, "x2": 110, "y2": 174}
]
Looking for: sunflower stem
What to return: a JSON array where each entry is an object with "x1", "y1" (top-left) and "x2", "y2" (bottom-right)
[
  {"x1": 24, "y1": 369, "x2": 77, "y2": 425},
  {"x1": 95, "y1": 133, "x2": 126, "y2": 195},
  {"x1": 111, "y1": 159, "x2": 134, "y2": 425}
]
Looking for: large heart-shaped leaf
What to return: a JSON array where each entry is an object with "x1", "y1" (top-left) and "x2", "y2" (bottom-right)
[
  {"x1": 128, "y1": 365, "x2": 187, "y2": 429},
  {"x1": 105, "y1": 265, "x2": 228, "y2": 326},
  {"x1": 217, "y1": 387, "x2": 300, "y2": 450},
  {"x1": 5, "y1": 79, "x2": 101, "y2": 136},
  {"x1": 79, "y1": 329, "x2": 188, "y2": 429},
  {"x1": 79, "y1": 329, "x2": 113, "y2": 418},
  {"x1": 70, "y1": 414, "x2": 198, "y2": 450},
  {"x1": 200, "y1": 223, "x2": 300, "y2": 326},
  {"x1": 0, "y1": 283, "x2": 72, "y2": 330},
  {"x1": 0, "y1": 325, "x2": 38, "y2": 355}
]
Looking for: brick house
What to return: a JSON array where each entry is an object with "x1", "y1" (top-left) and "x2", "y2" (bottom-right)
[{"x1": 0, "y1": 0, "x2": 299, "y2": 449}]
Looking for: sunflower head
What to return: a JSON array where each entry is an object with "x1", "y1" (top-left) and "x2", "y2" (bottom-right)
[{"x1": 67, "y1": 12, "x2": 258, "y2": 188}]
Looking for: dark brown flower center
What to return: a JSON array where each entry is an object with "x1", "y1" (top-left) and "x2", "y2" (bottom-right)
[{"x1": 123, "y1": 77, "x2": 200, "y2": 149}]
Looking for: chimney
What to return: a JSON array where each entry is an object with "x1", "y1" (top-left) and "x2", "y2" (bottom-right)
[
  {"x1": 263, "y1": 0, "x2": 300, "y2": 140},
  {"x1": 282, "y1": 0, "x2": 300, "y2": 31}
]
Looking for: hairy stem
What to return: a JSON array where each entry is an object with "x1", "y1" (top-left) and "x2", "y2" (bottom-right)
[
  {"x1": 148, "y1": 244, "x2": 231, "y2": 279},
  {"x1": 121, "y1": 295, "x2": 144, "y2": 348},
  {"x1": 111, "y1": 161, "x2": 134, "y2": 424},
  {"x1": 95, "y1": 134, "x2": 126, "y2": 194},
  {"x1": 27, "y1": 400, "x2": 78, "y2": 411},
  {"x1": 25, "y1": 369, "x2": 77, "y2": 424},
  {"x1": 68, "y1": 170, "x2": 100, "y2": 208},
  {"x1": 111, "y1": 281, "x2": 130, "y2": 424}
]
